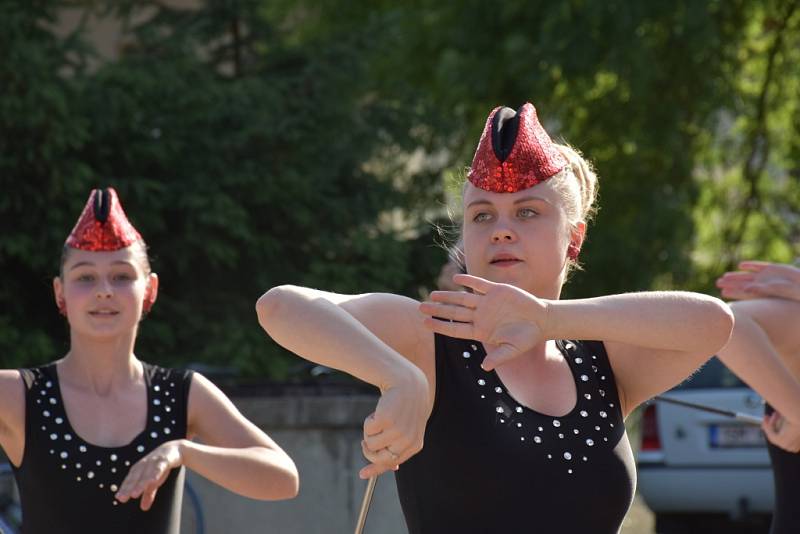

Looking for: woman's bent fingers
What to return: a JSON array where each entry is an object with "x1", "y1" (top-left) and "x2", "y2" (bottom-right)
[
  {"x1": 116, "y1": 458, "x2": 169, "y2": 504},
  {"x1": 428, "y1": 291, "x2": 479, "y2": 308},
  {"x1": 717, "y1": 272, "x2": 755, "y2": 285},
  {"x1": 360, "y1": 441, "x2": 399, "y2": 479},
  {"x1": 419, "y1": 301, "x2": 474, "y2": 322},
  {"x1": 359, "y1": 462, "x2": 397, "y2": 479},
  {"x1": 738, "y1": 261, "x2": 770, "y2": 272},
  {"x1": 364, "y1": 426, "x2": 403, "y2": 451},
  {"x1": 747, "y1": 280, "x2": 798, "y2": 300},
  {"x1": 716, "y1": 274, "x2": 760, "y2": 300},
  {"x1": 452, "y1": 273, "x2": 493, "y2": 294},
  {"x1": 116, "y1": 463, "x2": 148, "y2": 501},
  {"x1": 363, "y1": 412, "x2": 385, "y2": 436},
  {"x1": 719, "y1": 287, "x2": 757, "y2": 301},
  {"x1": 422, "y1": 317, "x2": 474, "y2": 339},
  {"x1": 140, "y1": 484, "x2": 160, "y2": 511}
]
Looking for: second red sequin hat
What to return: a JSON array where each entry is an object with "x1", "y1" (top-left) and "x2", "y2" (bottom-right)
[
  {"x1": 468, "y1": 102, "x2": 567, "y2": 193},
  {"x1": 65, "y1": 188, "x2": 142, "y2": 251}
]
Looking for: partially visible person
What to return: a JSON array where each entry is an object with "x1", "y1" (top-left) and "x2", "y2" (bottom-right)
[
  {"x1": 716, "y1": 260, "x2": 800, "y2": 534},
  {"x1": 0, "y1": 188, "x2": 298, "y2": 534}
]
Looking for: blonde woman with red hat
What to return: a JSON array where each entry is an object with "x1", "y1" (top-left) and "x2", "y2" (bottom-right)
[
  {"x1": 0, "y1": 188, "x2": 298, "y2": 533},
  {"x1": 258, "y1": 102, "x2": 735, "y2": 532}
]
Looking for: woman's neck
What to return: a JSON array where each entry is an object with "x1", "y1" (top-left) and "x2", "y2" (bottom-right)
[{"x1": 59, "y1": 330, "x2": 143, "y2": 395}]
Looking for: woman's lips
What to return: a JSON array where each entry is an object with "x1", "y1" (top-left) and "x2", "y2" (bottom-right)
[
  {"x1": 89, "y1": 310, "x2": 119, "y2": 316},
  {"x1": 490, "y1": 258, "x2": 523, "y2": 267}
]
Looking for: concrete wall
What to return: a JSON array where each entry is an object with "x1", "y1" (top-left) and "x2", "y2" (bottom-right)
[{"x1": 184, "y1": 394, "x2": 407, "y2": 534}]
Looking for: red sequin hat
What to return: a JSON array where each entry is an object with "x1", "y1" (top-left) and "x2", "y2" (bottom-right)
[
  {"x1": 65, "y1": 188, "x2": 142, "y2": 251},
  {"x1": 468, "y1": 102, "x2": 567, "y2": 193}
]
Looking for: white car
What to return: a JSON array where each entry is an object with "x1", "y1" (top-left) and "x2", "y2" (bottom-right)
[{"x1": 637, "y1": 357, "x2": 773, "y2": 533}]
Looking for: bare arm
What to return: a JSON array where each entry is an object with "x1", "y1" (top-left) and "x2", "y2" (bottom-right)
[
  {"x1": 256, "y1": 286, "x2": 432, "y2": 478},
  {"x1": 421, "y1": 275, "x2": 733, "y2": 417},
  {"x1": 547, "y1": 292, "x2": 734, "y2": 415},
  {"x1": 256, "y1": 286, "x2": 430, "y2": 390},
  {"x1": 0, "y1": 370, "x2": 26, "y2": 466},
  {"x1": 180, "y1": 373, "x2": 298, "y2": 499},
  {"x1": 716, "y1": 298, "x2": 800, "y2": 426},
  {"x1": 116, "y1": 373, "x2": 299, "y2": 509}
]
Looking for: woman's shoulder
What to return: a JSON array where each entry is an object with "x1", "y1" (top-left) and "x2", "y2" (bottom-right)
[
  {"x1": 0, "y1": 370, "x2": 27, "y2": 445},
  {"x1": 140, "y1": 360, "x2": 192, "y2": 375},
  {"x1": 0, "y1": 369, "x2": 25, "y2": 397},
  {"x1": 140, "y1": 362, "x2": 195, "y2": 394}
]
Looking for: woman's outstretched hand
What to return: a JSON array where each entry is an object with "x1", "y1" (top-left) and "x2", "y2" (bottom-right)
[
  {"x1": 717, "y1": 261, "x2": 800, "y2": 302},
  {"x1": 419, "y1": 274, "x2": 548, "y2": 371},
  {"x1": 359, "y1": 366, "x2": 430, "y2": 479},
  {"x1": 116, "y1": 440, "x2": 184, "y2": 510}
]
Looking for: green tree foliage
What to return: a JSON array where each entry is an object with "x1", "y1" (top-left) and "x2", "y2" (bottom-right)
[
  {"x1": 1, "y1": 1, "x2": 95, "y2": 368},
  {"x1": 2, "y1": 0, "x2": 799, "y2": 376},
  {"x1": 691, "y1": 0, "x2": 800, "y2": 287},
  {"x1": 1, "y1": 0, "x2": 446, "y2": 375},
  {"x1": 336, "y1": 0, "x2": 772, "y2": 295}
]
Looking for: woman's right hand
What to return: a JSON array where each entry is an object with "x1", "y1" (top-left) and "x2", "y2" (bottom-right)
[
  {"x1": 716, "y1": 261, "x2": 800, "y2": 301},
  {"x1": 359, "y1": 366, "x2": 431, "y2": 479},
  {"x1": 763, "y1": 411, "x2": 800, "y2": 453}
]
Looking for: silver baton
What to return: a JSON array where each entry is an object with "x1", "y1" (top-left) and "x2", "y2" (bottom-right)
[{"x1": 354, "y1": 475, "x2": 378, "y2": 534}]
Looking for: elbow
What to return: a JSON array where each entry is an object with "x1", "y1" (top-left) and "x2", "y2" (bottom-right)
[
  {"x1": 704, "y1": 296, "x2": 736, "y2": 353},
  {"x1": 256, "y1": 285, "x2": 296, "y2": 332},
  {"x1": 286, "y1": 464, "x2": 300, "y2": 499},
  {"x1": 272, "y1": 461, "x2": 300, "y2": 501},
  {"x1": 260, "y1": 455, "x2": 300, "y2": 501}
]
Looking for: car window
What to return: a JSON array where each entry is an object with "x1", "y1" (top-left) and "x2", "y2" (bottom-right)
[{"x1": 675, "y1": 357, "x2": 747, "y2": 389}]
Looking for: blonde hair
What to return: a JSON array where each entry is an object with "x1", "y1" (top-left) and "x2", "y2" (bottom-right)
[
  {"x1": 550, "y1": 143, "x2": 599, "y2": 228},
  {"x1": 548, "y1": 143, "x2": 599, "y2": 272}
]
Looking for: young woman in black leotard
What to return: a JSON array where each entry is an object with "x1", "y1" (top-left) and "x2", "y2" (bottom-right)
[
  {"x1": 257, "y1": 102, "x2": 735, "y2": 533},
  {"x1": 0, "y1": 188, "x2": 298, "y2": 533},
  {"x1": 716, "y1": 261, "x2": 800, "y2": 534}
]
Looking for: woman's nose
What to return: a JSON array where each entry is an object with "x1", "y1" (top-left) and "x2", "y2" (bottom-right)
[
  {"x1": 491, "y1": 226, "x2": 516, "y2": 243},
  {"x1": 95, "y1": 279, "x2": 113, "y2": 299}
]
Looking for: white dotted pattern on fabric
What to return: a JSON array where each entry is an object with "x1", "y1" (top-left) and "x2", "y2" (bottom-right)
[
  {"x1": 464, "y1": 340, "x2": 621, "y2": 476},
  {"x1": 32, "y1": 365, "x2": 183, "y2": 507}
]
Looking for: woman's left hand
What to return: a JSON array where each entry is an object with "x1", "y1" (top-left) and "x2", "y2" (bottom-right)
[
  {"x1": 419, "y1": 274, "x2": 547, "y2": 371},
  {"x1": 762, "y1": 411, "x2": 800, "y2": 453},
  {"x1": 115, "y1": 440, "x2": 184, "y2": 510},
  {"x1": 716, "y1": 261, "x2": 800, "y2": 302}
]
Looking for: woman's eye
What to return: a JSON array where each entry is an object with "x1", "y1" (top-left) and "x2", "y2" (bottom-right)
[
  {"x1": 76, "y1": 274, "x2": 95, "y2": 282},
  {"x1": 518, "y1": 207, "x2": 538, "y2": 218},
  {"x1": 472, "y1": 212, "x2": 492, "y2": 223},
  {"x1": 113, "y1": 273, "x2": 133, "y2": 282}
]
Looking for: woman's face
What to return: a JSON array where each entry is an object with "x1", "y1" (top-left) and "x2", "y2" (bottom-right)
[
  {"x1": 54, "y1": 246, "x2": 157, "y2": 340},
  {"x1": 461, "y1": 180, "x2": 577, "y2": 299}
]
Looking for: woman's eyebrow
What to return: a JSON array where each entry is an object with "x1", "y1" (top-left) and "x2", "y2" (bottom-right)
[
  {"x1": 513, "y1": 195, "x2": 552, "y2": 206},
  {"x1": 69, "y1": 261, "x2": 95, "y2": 271},
  {"x1": 69, "y1": 260, "x2": 135, "y2": 271},
  {"x1": 465, "y1": 199, "x2": 492, "y2": 209}
]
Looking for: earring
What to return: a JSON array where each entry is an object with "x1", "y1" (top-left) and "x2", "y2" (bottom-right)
[
  {"x1": 567, "y1": 242, "x2": 581, "y2": 261},
  {"x1": 142, "y1": 288, "x2": 155, "y2": 314}
]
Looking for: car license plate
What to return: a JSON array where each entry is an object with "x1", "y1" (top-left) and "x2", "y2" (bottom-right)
[{"x1": 709, "y1": 424, "x2": 765, "y2": 448}]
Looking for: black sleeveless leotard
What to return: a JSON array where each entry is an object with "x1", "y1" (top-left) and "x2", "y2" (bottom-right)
[
  {"x1": 765, "y1": 404, "x2": 800, "y2": 534},
  {"x1": 11, "y1": 362, "x2": 193, "y2": 534},
  {"x1": 395, "y1": 335, "x2": 636, "y2": 534}
]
